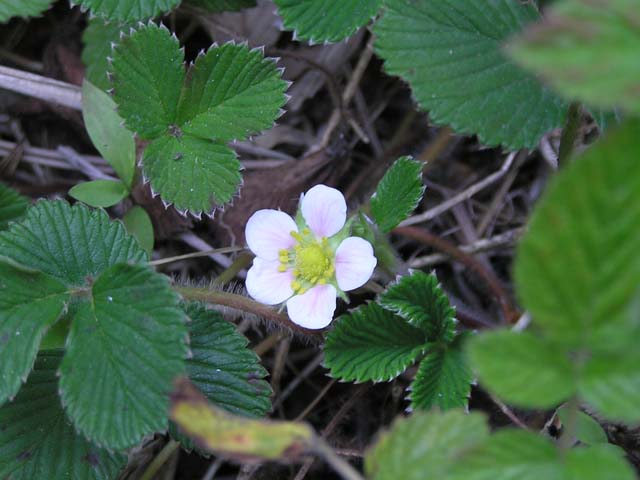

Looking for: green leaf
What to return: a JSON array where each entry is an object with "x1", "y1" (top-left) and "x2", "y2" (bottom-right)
[
  {"x1": 449, "y1": 429, "x2": 559, "y2": 480},
  {"x1": 374, "y1": 0, "x2": 566, "y2": 150},
  {"x1": 186, "y1": 0, "x2": 256, "y2": 12},
  {"x1": 69, "y1": 180, "x2": 129, "y2": 208},
  {"x1": 0, "y1": 351, "x2": 126, "y2": 480},
  {"x1": 0, "y1": 184, "x2": 29, "y2": 230},
  {"x1": 579, "y1": 350, "x2": 640, "y2": 424},
  {"x1": 123, "y1": 206, "x2": 154, "y2": 254},
  {"x1": 324, "y1": 302, "x2": 426, "y2": 383},
  {"x1": 556, "y1": 405, "x2": 608, "y2": 446},
  {"x1": 274, "y1": 0, "x2": 382, "y2": 43},
  {"x1": 110, "y1": 23, "x2": 185, "y2": 139},
  {"x1": 176, "y1": 43, "x2": 287, "y2": 143},
  {"x1": 380, "y1": 271, "x2": 456, "y2": 341},
  {"x1": 171, "y1": 303, "x2": 272, "y2": 450},
  {"x1": 143, "y1": 134, "x2": 241, "y2": 213},
  {"x1": 370, "y1": 156, "x2": 424, "y2": 233},
  {"x1": 450, "y1": 430, "x2": 635, "y2": 480},
  {"x1": 59, "y1": 263, "x2": 187, "y2": 449},
  {"x1": 0, "y1": 259, "x2": 69, "y2": 404},
  {"x1": 0, "y1": 0, "x2": 52, "y2": 22},
  {"x1": 111, "y1": 25, "x2": 286, "y2": 213},
  {"x1": 515, "y1": 119, "x2": 640, "y2": 352},
  {"x1": 508, "y1": 0, "x2": 640, "y2": 115},
  {"x1": 467, "y1": 330, "x2": 575, "y2": 409},
  {"x1": 564, "y1": 444, "x2": 636, "y2": 480},
  {"x1": 365, "y1": 410, "x2": 489, "y2": 480},
  {"x1": 75, "y1": 0, "x2": 181, "y2": 21},
  {"x1": 82, "y1": 19, "x2": 130, "y2": 92},
  {"x1": 410, "y1": 335, "x2": 471, "y2": 411},
  {"x1": 82, "y1": 80, "x2": 136, "y2": 187},
  {"x1": 183, "y1": 303, "x2": 271, "y2": 417},
  {"x1": 0, "y1": 200, "x2": 147, "y2": 286}
]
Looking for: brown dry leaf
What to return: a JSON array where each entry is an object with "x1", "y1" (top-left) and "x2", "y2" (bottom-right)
[{"x1": 212, "y1": 148, "x2": 344, "y2": 244}]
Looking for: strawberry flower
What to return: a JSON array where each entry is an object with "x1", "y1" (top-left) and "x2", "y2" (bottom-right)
[{"x1": 245, "y1": 185, "x2": 377, "y2": 329}]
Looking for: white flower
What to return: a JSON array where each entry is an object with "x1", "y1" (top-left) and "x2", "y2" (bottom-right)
[{"x1": 245, "y1": 185, "x2": 377, "y2": 329}]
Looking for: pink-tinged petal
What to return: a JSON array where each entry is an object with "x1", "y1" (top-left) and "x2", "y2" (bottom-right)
[
  {"x1": 245, "y1": 209, "x2": 297, "y2": 260},
  {"x1": 246, "y1": 258, "x2": 294, "y2": 305},
  {"x1": 301, "y1": 185, "x2": 346, "y2": 238},
  {"x1": 286, "y1": 285, "x2": 337, "y2": 329},
  {"x1": 335, "y1": 237, "x2": 377, "y2": 291}
]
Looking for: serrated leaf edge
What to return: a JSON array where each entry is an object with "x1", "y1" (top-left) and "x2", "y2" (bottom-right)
[
  {"x1": 108, "y1": 26, "x2": 288, "y2": 216},
  {"x1": 378, "y1": 270, "x2": 458, "y2": 334}
]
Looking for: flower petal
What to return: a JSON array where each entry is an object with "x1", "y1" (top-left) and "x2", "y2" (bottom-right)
[
  {"x1": 246, "y1": 258, "x2": 294, "y2": 305},
  {"x1": 286, "y1": 285, "x2": 337, "y2": 329},
  {"x1": 335, "y1": 237, "x2": 377, "y2": 291},
  {"x1": 245, "y1": 209, "x2": 297, "y2": 260},
  {"x1": 301, "y1": 185, "x2": 346, "y2": 238}
]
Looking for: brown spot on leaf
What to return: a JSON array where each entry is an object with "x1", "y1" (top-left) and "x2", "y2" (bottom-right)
[{"x1": 83, "y1": 452, "x2": 100, "y2": 468}]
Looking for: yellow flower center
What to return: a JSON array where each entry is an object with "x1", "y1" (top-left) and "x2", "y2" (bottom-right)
[{"x1": 278, "y1": 228, "x2": 335, "y2": 294}]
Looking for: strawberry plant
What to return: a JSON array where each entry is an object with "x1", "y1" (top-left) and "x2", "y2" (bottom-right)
[{"x1": 0, "y1": 0, "x2": 639, "y2": 479}]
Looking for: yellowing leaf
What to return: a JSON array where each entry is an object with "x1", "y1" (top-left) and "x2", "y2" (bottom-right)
[{"x1": 170, "y1": 378, "x2": 313, "y2": 461}]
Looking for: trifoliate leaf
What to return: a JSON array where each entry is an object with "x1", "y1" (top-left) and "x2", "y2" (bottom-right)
[
  {"x1": 410, "y1": 334, "x2": 471, "y2": 411},
  {"x1": 508, "y1": 0, "x2": 640, "y2": 115},
  {"x1": 515, "y1": 119, "x2": 640, "y2": 352},
  {"x1": 374, "y1": 0, "x2": 566, "y2": 150},
  {"x1": 365, "y1": 410, "x2": 489, "y2": 480},
  {"x1": 380, "y1": 271, "x2": 456, "y2": 341},
  {"x1": 0, "y1": 0, "x2": 52, "y2": 22},
  {"x1": 274, "y1": 0, "x2": 382, "y2": 43},
  {"x1": 371, "y1": 156, "x2": 424, "y2": 233},
  {"x1": 177, "y1": 43, "x2": 286, "y2": 143},
  {"x1": 556, "y1": 405, "x2": 608, "y2": 446},
  {"x1": 110, "y1": 23, "x2": 185, "y2": 139},
  {"x1": 324, "y1": 302, "x2": 426, "y2": 383},
  {"x1": 171, "y1": 303, "x2": 272, "y2": 450},
  {"x1": 143, "y1": 134, "x2": 241, "y2": 213},
  {"x1": 0, "y1": 351, "x2": 126, "y2": 480},
  {"x1": 69, "y1": 180, "x2": 129, "y2": 208},
  {"x1": 0, "y1": 259, "x2": 69, "y2": 404},
  {"x1": 467, "y1": 330, "x2": 575, "y2": 409},
  {"x1": 122, "y1": 206, "x2": 154, "y2": 255},
  {"x1": 111, "y1": 24, "x2": 287, "y2": 213},
  {"x1": 75, "y1": 0, "x2": 181, "y2": 21},
  {"x1": 82, "y1": 80, "x2": 136, "y2": 188},
  {"x1": 184, "y1": 303, "x2": 271, "y2": 417},
  {"x1": 82, "y1": 20, "x2": 130, "y2": 92},
  {"x1": 579, "y1": 350, "x2": 640, "y2": 425},
  {"x1": 186, "y1": 0, "x2": 256, "y2": 13},
  {"x1": 0, "y1": 200, "x2": 147, "y2": 286},
  {"x1": 449, "y1": 430, "x2": 559, "y2": 480},
  {"x1": 563, "y1": 444, "x2": 636, "y2": 480},
  {"x1": 58, "y1": 263, "x2": 186, "y2": 449},
  {"x1": 0, "y1": 184, "x2": 28, "y2": 230}
]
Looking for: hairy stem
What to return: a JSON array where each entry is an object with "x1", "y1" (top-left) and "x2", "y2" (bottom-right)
[{"x1": 175, "y1": 286, "x2": 323, "y2": 339}]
